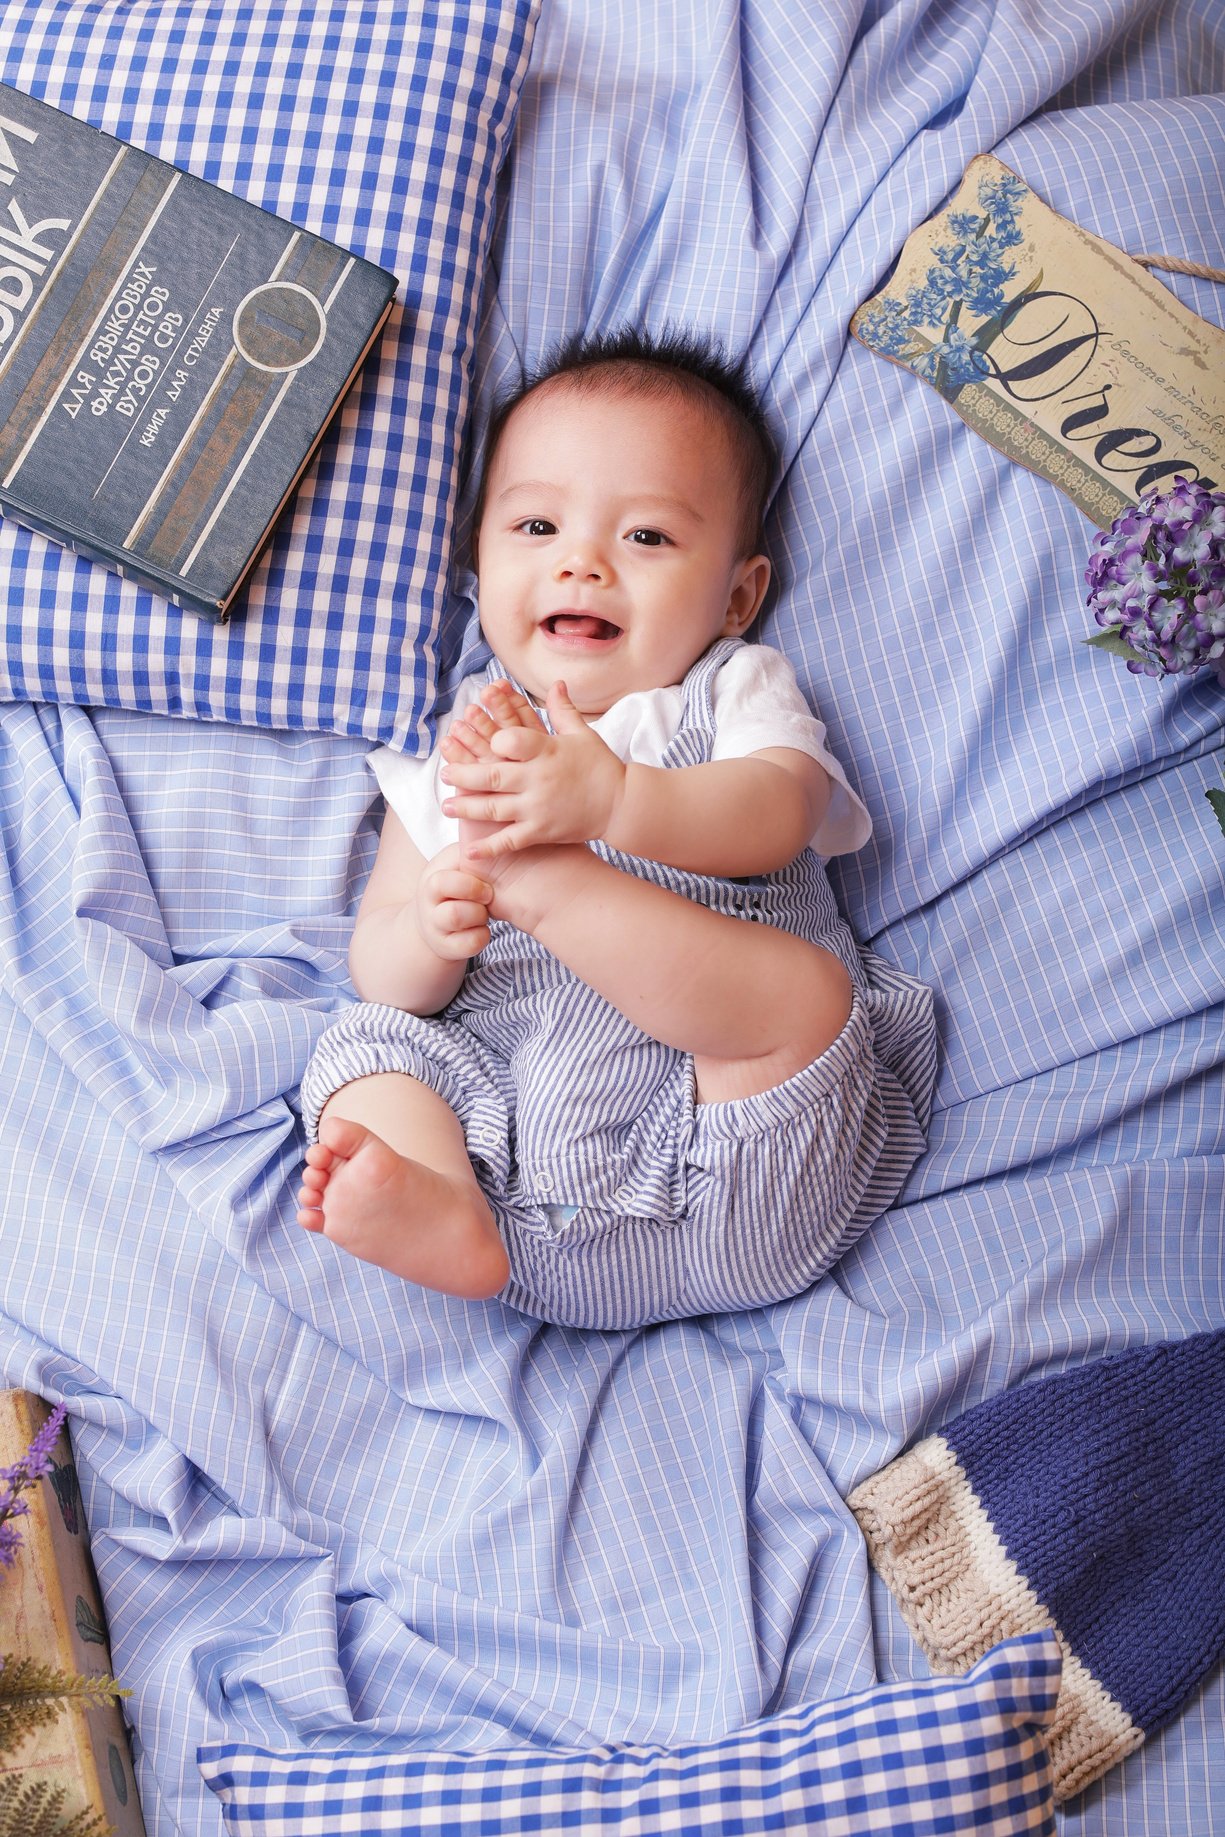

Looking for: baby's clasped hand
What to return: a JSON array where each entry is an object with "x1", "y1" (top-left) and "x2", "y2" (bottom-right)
[
  {"x1": 440, "y1": 679, "x2": 626, "y2": 857},
  {"x1": 413, "y1": 843, "x2": 493, "y2": 960}
]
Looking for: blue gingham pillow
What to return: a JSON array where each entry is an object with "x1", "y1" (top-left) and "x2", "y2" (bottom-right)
[
  {"x1": 198, "y1": 1632, "x2": 1059, "y2": 1836},
  {"x1": 0, "y1": 0, "x2": 539, "y2": 752}
]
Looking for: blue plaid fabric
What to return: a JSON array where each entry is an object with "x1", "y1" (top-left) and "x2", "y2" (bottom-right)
[
  {"x1": 198, "y1": 1632, "x2": 1060, "y2": 1836},
  {"x1": 0, "y1": 0, "x2": 539, "y2": 752},
  {"x1": 0, "y1": 4, "x2": 1221, "y2": 1835}
]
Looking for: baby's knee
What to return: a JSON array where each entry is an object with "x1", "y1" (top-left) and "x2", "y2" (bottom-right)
[
  {"x1": 763, "y1": 929, "x2": 854, "y2": 1062},
  {"x1": 693, "y1": 941, "x2": 853, "y2": 1104},
  {"x1": 791, "y1": 939, "x2": 854, "y2": 1059}
]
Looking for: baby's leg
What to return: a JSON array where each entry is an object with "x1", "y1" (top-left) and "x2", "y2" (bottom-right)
[
  {"x1": 443, "y1": 686, "x2": 849, "y2": 1102},
  {"x1": 443, "y1": 685, "x2": 523, "y2": 869},
  {"x1": 490, "y1": 847, "x2": 853, "y2": 1103},
  {"x1": 296, "y1": 1073, "x2": 509, "y2": 1299}
]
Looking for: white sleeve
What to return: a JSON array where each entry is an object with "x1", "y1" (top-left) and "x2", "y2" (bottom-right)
[
  {"x1": 367, "y1": 678, "x2": 481, "y2": 859},
  {"x1": 709, "y1": 642, "x2": 873, "y2": 856},
  {"x1": 368, "y1": 742, "x2": 455, "y2": 859}
]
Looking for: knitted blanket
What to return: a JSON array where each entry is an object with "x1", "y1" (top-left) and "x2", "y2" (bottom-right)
[{"x1": 849, "y1": 1330, "x2": 1225, "y2": 1802}]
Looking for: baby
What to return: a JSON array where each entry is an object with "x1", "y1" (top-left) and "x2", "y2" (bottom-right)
[{"x1": 295, "y1": 328, "x2": 936, "y2": 1328}]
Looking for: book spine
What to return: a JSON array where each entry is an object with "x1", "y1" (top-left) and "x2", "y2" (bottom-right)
[{"x1": 0, "y1": 491, "x2": 229, "y2": 619}]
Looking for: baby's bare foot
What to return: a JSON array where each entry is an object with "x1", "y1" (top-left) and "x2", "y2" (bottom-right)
[
  {"x1": 444, "y1": 699, "x2": 517, "y2": 879},
  {"x1": 458, "y1": 809, "x2": 509, "y2": 878},
  {"x1": 442, "y1": 688, "x2": 581, "y2": 918},
  {"x1": 296, "y1": 1117, "x2": 509, "y2": 1298}
]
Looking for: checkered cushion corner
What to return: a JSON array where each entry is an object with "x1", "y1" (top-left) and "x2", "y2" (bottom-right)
[
  {"x1": 0, "y1": 0, "x2": 539, "y2": 747},
  {"x1": 197, "y1": 1631, "x2": 1060, "y2": 1836}
]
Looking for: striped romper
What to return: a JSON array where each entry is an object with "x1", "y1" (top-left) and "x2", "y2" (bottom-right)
[{"x1": 301, "y1": 640, "x2": 938, "y2": 1330}]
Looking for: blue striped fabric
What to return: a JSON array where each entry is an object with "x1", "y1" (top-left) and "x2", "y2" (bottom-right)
[
  {"x1": 197, "y1": 1632, "x2": 1060, "y2": 1836},
  {"x1": 0, "y1": 3, "x2": 1222, "y2": 1836},
  {"x1": 299, "y1": 638, "x2": 937, "y2": 1328},
  {"x1": 0, "y1": 0, "x2": 539, "y2": 750}
]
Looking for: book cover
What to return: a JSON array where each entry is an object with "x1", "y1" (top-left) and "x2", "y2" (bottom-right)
[
  {"x1": 0, "y1": 83, "x2": 397, "y2": 620},
  {"x1": 851, "y1": 156, "x2": 1225, "y2": 527}
]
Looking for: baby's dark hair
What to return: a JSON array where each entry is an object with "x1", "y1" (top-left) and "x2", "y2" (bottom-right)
[{"x1": 474, "y1": 326, "x2": 776, "y2": 557}]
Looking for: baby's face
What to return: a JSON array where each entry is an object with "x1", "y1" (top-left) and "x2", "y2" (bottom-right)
[{"x1": 474, "y1": 381, "x2": 769, "y2": 715}]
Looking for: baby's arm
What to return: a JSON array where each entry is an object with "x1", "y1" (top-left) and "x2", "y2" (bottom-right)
[
  {"x1": 443, "y1": 681, "x2": 830, "y2": 876},
  {"x1": 608, "y1": 747, "x2": 829, "y2": 877},
  {"x1": 348, "y1": 808, "x2": 492, "y2": 1014},
  {"x1": 442, "y1": 690, "x2": 852, "y2": 1078}
]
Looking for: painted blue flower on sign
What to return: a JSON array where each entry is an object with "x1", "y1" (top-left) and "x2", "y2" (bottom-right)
[{"x1": 859, "y1": 171, "x2": 1034, "y2": 397}]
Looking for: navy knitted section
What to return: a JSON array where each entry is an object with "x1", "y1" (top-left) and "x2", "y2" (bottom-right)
[{"x1": 941, "y1": 1331, "x2": 1225, "y2": 1738}]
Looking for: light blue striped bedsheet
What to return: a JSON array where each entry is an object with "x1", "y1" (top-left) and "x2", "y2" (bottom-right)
[{"x1": 1, "y1": 1, "x2": 1222, "y2": 1832}]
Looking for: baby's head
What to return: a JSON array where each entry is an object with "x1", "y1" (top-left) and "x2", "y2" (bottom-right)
[{"x1": 472, "y1": 328, "x2": 777, "y2": 714}]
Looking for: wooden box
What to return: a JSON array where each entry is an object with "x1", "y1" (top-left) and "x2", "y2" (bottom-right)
[{"x1": 0, "y1": 1390, "x2": 145, "y2": 1834}]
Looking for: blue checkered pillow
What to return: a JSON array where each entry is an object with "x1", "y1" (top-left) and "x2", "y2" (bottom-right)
[
  {"x1": 0, "y1": 0, "x2": 539, "y2": 752},
  {"x1": 198, "y1": 1632, "x2": 1059, "y2": 1836}
]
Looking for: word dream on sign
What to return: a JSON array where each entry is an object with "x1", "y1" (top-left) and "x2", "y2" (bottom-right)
[{"x1": 852, "y1": 155, "x2": 1225, "y2": 526}]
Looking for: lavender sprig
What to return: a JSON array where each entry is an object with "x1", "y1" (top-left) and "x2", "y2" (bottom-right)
[
  {"x1": 1085, "y1": 477, "x2": 1225, "y2": 682},
  {"x1": 0, "y1": 1404, "x2": 67, "y2": 1569}
]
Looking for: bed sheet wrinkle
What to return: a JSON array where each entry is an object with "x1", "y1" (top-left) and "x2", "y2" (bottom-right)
[
  {"x1": 1, "y1": 3, "x2": 1223, "y2": 1833},
  {"x1": 85, "y1": 706, "x2": 377, "y2": 959},
  {"x1": 2, "y1": 702, "x2": 172, "y2": 976},
  {"x1": 909, "y1": 1007, "x2": 1225, "y2": 1195},
  {"x1": 1, "y1": 704, "x2": 349, "y2": 1163},
  {"x1": 773, "y1": 1156, "x2": 1225, "y2": 1480},
  {"x1": 1043, "y1": 0, "x2": 1225, "y2": 108},
  {"x1": 882, "y1": 761, "x2": 1225, "y2": 1113}
]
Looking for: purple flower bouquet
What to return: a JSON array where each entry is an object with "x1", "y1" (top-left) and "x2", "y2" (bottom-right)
[
  {"x1": 1084, "y1": 477, "x2": 1225, "y2": 840},
  {"x1": 1085, "y1": 476, "x2": 1225, "y2": 682}
]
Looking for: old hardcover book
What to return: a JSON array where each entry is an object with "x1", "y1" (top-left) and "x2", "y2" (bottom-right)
[{"x1": 0, "y1": 83, "x2": 397, "y2": 620}]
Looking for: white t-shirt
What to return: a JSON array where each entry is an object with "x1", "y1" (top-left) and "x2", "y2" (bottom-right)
[{"x1": 370, "y1": 641, "x2": 873, "y2": 861}]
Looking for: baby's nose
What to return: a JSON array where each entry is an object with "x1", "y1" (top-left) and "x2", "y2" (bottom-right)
[{"x1": 554, "y1": 541, "x2": 610, "y2": 583}]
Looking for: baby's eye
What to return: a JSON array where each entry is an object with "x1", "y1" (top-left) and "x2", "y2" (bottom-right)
[
  {"x1": 518, "y1": 518, "x2": 556, "y2": 537},
  {"x1": 627, "y1": 527, "x2": 669, "y2": 547}
]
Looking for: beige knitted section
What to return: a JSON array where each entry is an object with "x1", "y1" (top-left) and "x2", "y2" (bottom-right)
[{"x1": 849, "y1": 1436, "x2": 1144, "y2": 1801}]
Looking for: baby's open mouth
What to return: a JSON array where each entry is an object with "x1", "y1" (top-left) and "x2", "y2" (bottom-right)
[{"x1": 544, "y1": 613, "x2": 622, "y2": 641}]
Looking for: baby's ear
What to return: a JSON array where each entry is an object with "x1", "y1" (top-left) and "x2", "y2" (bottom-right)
[{"x1": 722, "y1": 553, "x2": 771, "y2": 636}]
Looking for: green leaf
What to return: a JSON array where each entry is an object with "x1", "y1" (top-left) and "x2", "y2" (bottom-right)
[
  {"x1": 1206, "y1": 786, "x2": 1225, "y2": 841},
  {"x1": 0, "y1": 1775, "x2": 114, "y2": 1837},
  {"x1": 1083, "y1": 630, "x2": 1151, "y2": 666},
  {"x1": 0, "y1": 1654, "x2": 129, "y2": 1760}
]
